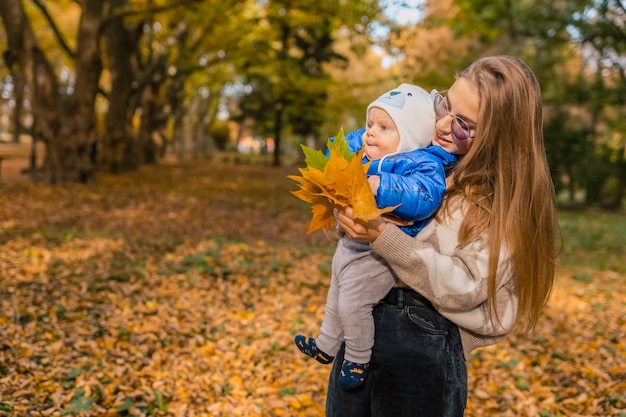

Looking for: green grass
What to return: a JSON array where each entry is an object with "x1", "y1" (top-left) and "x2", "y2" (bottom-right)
[{"x1": 558, "y1": 209, "x2": 626, "y2": 274}]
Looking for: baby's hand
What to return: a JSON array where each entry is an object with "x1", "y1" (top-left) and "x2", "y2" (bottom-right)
[{"x1": 368, "y1": 175, "x2": 380, "y2": 196}]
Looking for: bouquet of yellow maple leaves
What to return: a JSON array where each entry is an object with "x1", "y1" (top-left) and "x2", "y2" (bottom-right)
[{"x1": 288, "y1": 129, "x2": 397, "y2": 234}]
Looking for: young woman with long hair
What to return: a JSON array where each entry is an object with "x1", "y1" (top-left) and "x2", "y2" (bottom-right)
[{"x1": 326, "y1": 55, "x2": 561, "y2": 417}]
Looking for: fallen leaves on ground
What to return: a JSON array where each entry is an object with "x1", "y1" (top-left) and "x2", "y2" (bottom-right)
[{"x1": 0, "y1": 158, "x2": 624, "y2": 416}]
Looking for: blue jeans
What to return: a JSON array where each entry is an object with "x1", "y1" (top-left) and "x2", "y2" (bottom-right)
[{"x1": 326, "y1": 301, "x2": 468, "y2": 417}]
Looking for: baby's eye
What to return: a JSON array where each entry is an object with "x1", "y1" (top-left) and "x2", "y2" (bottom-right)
[{"x1": 380, "y1": 125, "x2": 389, "y2": 131}]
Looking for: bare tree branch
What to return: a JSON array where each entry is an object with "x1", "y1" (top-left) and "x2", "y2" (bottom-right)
[
  {"x1": 101, "y1": 0, "x2": 202, "y2": 28},
  {"x1": 29, "y1": 0, "x2": 76, "y2": 58}
]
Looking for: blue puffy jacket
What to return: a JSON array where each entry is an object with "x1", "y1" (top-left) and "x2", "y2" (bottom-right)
[{"x1": 335, "y1": 128, "x2": 457, "y2": 236}]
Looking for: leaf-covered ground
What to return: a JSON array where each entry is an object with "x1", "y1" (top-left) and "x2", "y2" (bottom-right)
[{"x1": 0, "y1": 158, "x2": 624, "y2": 416}]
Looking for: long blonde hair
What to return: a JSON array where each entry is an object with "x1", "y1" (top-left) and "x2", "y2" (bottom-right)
[{"x1": 442, "y1": 55, "x2": 561, "y2": 332}]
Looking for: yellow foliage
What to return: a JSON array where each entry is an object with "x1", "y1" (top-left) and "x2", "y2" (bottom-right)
[{"x1": 289, "y1": 133, "x2": 396, "y2": 234}]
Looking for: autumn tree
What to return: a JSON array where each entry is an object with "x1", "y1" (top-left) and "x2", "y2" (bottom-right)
[
  {"x1": 97, "y1": 0, "x2": 243, "y2": 171},
  {"x1": 389, "y1": 0, "x2": 626, "y2": 209},
  {"x1": 0, "y1": 0, "x2": 246, "y2": 180},
  {"x1": 1, "y1": 0, "x2": 103, "y2": 184},
  {"x1": 569, "y1": 0, "x2": 626, "y2": 208},
  {"x1": 234, "y1": 0, "x2": 382, "y2": 167}
]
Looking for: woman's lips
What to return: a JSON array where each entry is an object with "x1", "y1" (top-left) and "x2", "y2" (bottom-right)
[{"x1": 435, "y1": 133, "x2": 452, "y2": 145}]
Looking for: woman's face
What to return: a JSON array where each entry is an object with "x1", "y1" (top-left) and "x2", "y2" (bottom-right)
[{"x1": 431, "y1": 78, "x2": 479, "y2": 156}]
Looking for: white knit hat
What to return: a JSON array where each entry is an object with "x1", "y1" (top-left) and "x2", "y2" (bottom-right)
[{"x1": 366, "y1": 83, "x2": 435, "y2": 154}]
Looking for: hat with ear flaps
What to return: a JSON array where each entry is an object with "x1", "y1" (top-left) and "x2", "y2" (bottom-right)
[{"x1": 366, "y1": 83, "x2": 435, "y2": 154}]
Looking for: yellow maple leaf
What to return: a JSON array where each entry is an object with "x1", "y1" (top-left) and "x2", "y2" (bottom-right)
[
  {"x1": 288, "y1": 129, "x2": 397, "y2": 234},
  {"x1": 289, "y1": 170, "x2": 337, "y2": 234}
]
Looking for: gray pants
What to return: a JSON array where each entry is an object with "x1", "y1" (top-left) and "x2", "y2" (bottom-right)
[{"x1": 316, "y1": 237, "x2": 397, "y2": 364}]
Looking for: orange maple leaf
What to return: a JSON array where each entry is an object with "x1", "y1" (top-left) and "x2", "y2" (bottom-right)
[{"x1": 288, "y1": 130, "x2": 397, "y2": 234}]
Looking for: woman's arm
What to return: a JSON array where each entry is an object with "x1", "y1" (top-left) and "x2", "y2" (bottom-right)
[
  {"x1": 337, "y1": 206, "x2": 518, "y2": 337},
  {"x1": 381, "y1": 222, "x2": 517, "y2": 337}
]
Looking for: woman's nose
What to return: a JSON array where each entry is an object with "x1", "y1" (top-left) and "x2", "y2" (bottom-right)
[{"x1": 436, "y1": 116, "x2": 450, "y2": 134}]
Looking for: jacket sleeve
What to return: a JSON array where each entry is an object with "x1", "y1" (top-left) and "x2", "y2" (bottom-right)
[
  {"x1": 325, "y1": 128, "x2": 365, "y2": 156},
  {"x1": 370, "y1": 213, "x2": 518, "y2": 338},
  {"x1": 373, "y1": 150, "x2": 448, "y2": 222}
]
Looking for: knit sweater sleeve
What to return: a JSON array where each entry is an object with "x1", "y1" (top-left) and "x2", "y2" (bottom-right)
[{"x1": 370, "y1": 208, "x2": 518, "y2": 338}]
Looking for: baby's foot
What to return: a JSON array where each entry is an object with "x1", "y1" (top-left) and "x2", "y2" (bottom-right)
[
  {"x1": 338, "y1": 359, "x2": 369, "y2": 389},
  {"x1": 294, "y1": 335, "x2": 334, "y2": 364}
]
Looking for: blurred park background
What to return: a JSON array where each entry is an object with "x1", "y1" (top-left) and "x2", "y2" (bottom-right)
[
  {"x1": 0, "y1": 0, "x2": 625, "y2": 210},
  {"x1": 0, "y1": 1, "x2": 625, "y2": 416}
]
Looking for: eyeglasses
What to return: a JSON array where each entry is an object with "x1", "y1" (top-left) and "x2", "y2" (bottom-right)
[{"x1": 432, "y1": 93, "x2": 475, "y2": 141}]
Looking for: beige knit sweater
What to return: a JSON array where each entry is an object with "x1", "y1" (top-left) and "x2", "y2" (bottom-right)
[{"x1": 370, "y1": 202, "x2": 518, "y2": 359}]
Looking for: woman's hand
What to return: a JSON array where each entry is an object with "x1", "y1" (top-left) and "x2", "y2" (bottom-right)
[{"x1": 336, "y1": 207, "x2": 388, "y2": 242}]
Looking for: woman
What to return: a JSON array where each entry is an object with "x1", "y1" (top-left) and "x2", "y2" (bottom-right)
[{"x1": 326, "y1": 55, "x2": 561, "y2": 416}]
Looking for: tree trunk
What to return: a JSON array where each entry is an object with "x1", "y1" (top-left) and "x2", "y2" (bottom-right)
[
  {"x1": 607, "y1": 142, "x2": 626, "y2": 210},
  {"x1": 1, "y1": 1, "x2": 62, "y2": 182},
  {"x1": 162, "y1": 72, "x2": 187, "y2": 159},
  {"x1": 11, "y1": 74, "x2": 24, "y2": 144},
  {"x1": 64, "y1": 0, "x2": 104, "y2": 183},
  {"x1": 138, "y1": 83, "x2": 159, "y2": 166},
  {"x1": 101, "y1": 10, "x2": 137, "y2": 174},
  {"x1": 172, "y1": 99, "x2": 186, "y2": 160},
  {"x1": 272, "y1": 102, "x2": 283, "y2": 167},
  {"x1": 193, "y1": 96, "x2": 212, "y2": 154}
]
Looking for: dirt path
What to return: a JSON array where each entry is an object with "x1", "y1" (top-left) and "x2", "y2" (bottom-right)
[{"x1": 0, "y1": 142, "x2": 41, "y2": 183}]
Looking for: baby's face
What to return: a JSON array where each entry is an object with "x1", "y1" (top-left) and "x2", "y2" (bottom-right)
[{"x1": 363, "y1": 107, "x2": 400, "y2": 160}]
